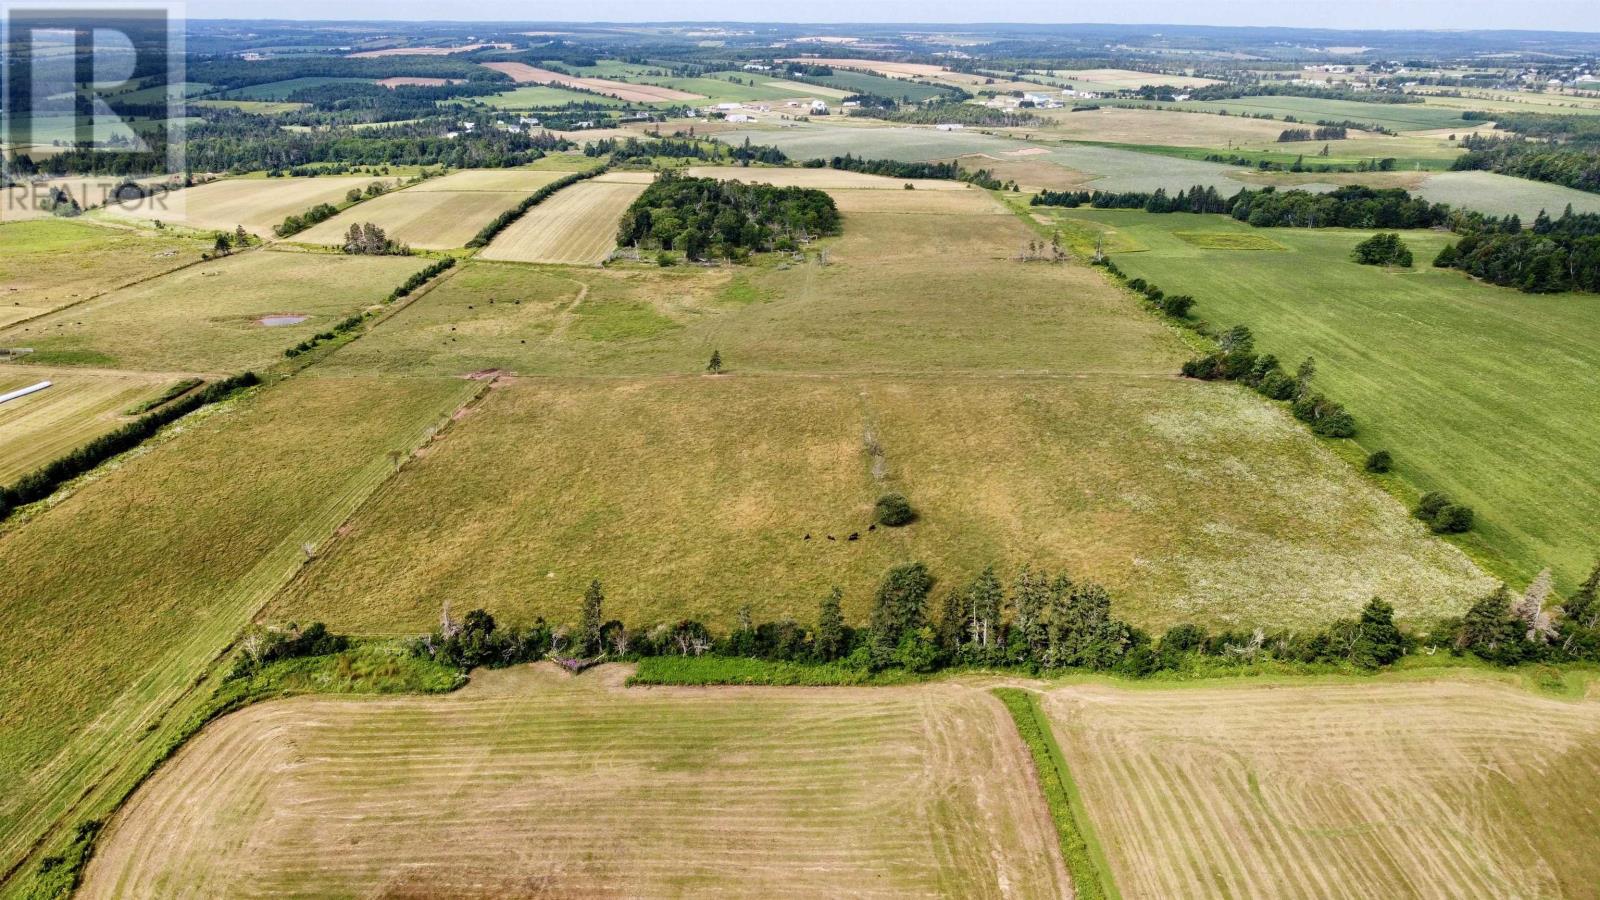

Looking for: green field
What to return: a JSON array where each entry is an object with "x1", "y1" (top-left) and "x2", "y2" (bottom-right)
[
  {"x1": 809, "y1": 69, "x2": 954, "y2": 102},
  {"x1": 1056, "y1": 208, "x2": 1600, "y2": 589},
  {"x1": 715, "y1": 122, "x2": 1028, "y2": 161},
  {"x1": 0, "y1": 219, "x2": 208, "y2": 329},
  {"x1": 214, "y1": 77, "x2": 373, "y2": 100},
  {"x1": 1414, "y1": 170, "x2": 1600, "y2": 219},
  {"x1": 1103, "y1": 96, "x2": 1478, "y2": 133},
  {"x1": 0, "y1": 248, "x2": 428, "y2": 372},
  {"x1": 481, "y1": 84, "x2": 626, "y2": 108},
  {"x1": 0, "y1": 373, "x2": 479, "y2": 886}
]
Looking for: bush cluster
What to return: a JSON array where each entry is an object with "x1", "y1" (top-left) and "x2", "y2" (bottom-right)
[
  {"x1": 1180, "y1": 328, "x2": 1357, "y2": 438},
  {"x1": 273, "y1": 201, "x2": 339, "y2": 238},
  {"x1": 1352, "y1": 232, "x2": 1413, "y2": 267},
  {"x1": 227, "y1": 622, "x2": 348, "y2": 680},
  {"x1": 615, "y1": 172, "x2": 841, "y2": 261},
  {"x1": 0, "y1": 372, "x2": 260, "y2": 522},
  {"x1": 1414, "y1": 490, "x2": 1475, "y2": 534}
]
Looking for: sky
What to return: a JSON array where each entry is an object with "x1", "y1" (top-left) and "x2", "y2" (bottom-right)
[{"x1": 182, "y1": 0, "x2": 1599, "y2": 32}]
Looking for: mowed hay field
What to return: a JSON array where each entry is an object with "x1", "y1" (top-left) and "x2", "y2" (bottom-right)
[
  {"x1": 685, "y1": 165, "x2": 971, "y2": 191},
  {"x1": 0, "y1": 248, "x2": 427, "y2": 372},
  {"x1": 0, "y1": 367, "x2": 172, "y2": 481},
  {"x1": 1031, "y1": 106, "x2": 1295, "y2": 147},
  {"x1": 0, "y1": 219, "x2": 206, "y2": 328},
  {"x1": 478, "y1": 178, "x2": 648, "y2": 264},
  {"x1": 92, "y1": 175, "x2": 389, "y2": 237},
  {"x1": 82, "y1": 665, "x2": 1069, "y2": 899},
  {"x1": 1063, "y1": 209, "x2": 1600, "y2": 589},
  {"x1": 0, "y1": 374, "x2": 480, "y2": 881},
  {"x1": 1044, "y1": 676, "x2": 1600, "y2": 899},
  {"x1": 269, "y1": 375, "x2": 1484, "y2": 634},
  {"x1": 295, "y1": 170, "x2": 556, "y2": 250}
]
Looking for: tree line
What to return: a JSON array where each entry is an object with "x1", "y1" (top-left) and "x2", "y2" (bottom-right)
[
  {"x1": 403, "y1": 558, "x2": 1600, "y2": 678},
  {"x1": 1452, "y1": 135, "x2": 1600, "y2": 196}
]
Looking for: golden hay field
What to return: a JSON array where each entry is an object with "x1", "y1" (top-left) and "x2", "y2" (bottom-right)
[
  {"x1": 1044, "y1": 676, "x2": 1600, "y2": 899},
  {"x1": 295, "y1": 175, "x2": 540, "y2": 250},
  {"x1": 82, "y1": 664, "x2": 1069, "y2": 899},
  {"x1": 93, "y1": 175, "x2": 390, "y2": 237},
  {"x1": 480, "y1": 62, "x2": 703, "y2": 102},
  {"x1": 0, "y1": 366, "x2": 173, "y2": 482},
  {"x1": 477, "y1": 180, "x2": 648, "y2": 264}
]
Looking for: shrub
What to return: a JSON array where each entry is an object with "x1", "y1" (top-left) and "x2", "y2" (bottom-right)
[
  {"x1": 1365, "y1": 449, "x2": 1393, "y2": 473},
  {"x1": 874, "y1": 492, "x2": 915, "y2": 527},
  {"x1": 1351, "y1": 232, "x2": 1413, "y2": 267},
  {"x1": 1431, "y1": 504, "x2": 1475, "y2": 533},
  {"x1": 1159, "y1": 293, "x2": 1194, "y2": 318},
  {"x1": 1414, "y1": 491, "x2": 1452, "y2": 521}
]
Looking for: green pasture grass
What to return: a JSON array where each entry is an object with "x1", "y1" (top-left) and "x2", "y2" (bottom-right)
[
  {"x1": 810, "y1": 69, "x2": 952, "y2": 102},
  {"x1": 0, "y1": 373, "x2": 478, "y2": 889},
  {"x1": 1171, "y1": 230, "x2": 1287, "y2": 250},
  {"x1": 267, "y1": 372, "x2": 1484, "y2": 636},
  {"x1": 1414, "y1": 170, "x2": 1600, "y2": 219},
  {"x1": 191, "y1": 99, "x2": 306, "y2": 114},
  {"x1": 1101, "y1": 96, "x2": 1476, "y2": 133},
  {"x1": 479, "y1": 84, "x2": 625, "y2": 108},
  {"x1": 215, "y1": 77, "x2": 372, "y2": 100},
  {"x1": 713, "y1": 122, "x2": 1022, "y2": 161},
  {"x1": 0, "y1": 367, "x2": 172, "y2": 482},
  {"x1": 0, "y1": 219, "x2": 207, "y2": 329},
  {"x1": 0, "y1": 248, "x2": 429, "y2": 373},
  {"x1": 1061, "y1": 209, "x2": 1600, "y2": 590}
]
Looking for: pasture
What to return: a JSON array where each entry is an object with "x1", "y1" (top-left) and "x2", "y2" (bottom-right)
[
  {"x1": 1059, "y1": 209, "x2": 1600, "y2": 588},
  {"x1": 1044, "y1": 675, "x2": 1600, "y2": 899},
  {"x1": 82, "y1": 665, "x2": 1069, "y2": 898},
  {"x1": 93, "y1": 175, "x2": 390, "y2": 237},
  {"x1": 1037, "y1": 68, "x2": 1222, "y2": 91},
  {"x1": 481, "y1": 84, "x2": 625, "y2": 107},
  {"x1": 294, "y1": 171, "x2": 546, "y2": 250},
  {"x1": 0, "y1": 374, "x2": 479, "y2": 885},
  {"x1": 714, "y1": 122, "x2": 1029, "y2": 161},
  {"x1": 1032, "y1": 106, "x2": 1296, "y2": 147},
  {"x1": 1113, "y1": 96, "x2": 1476, "y2": 133},
  {"x1": 0, "y1": 249, "x2": 427, "y2": 372},
  {"x1": 478, "y1": 179, "x2": 649, "y2": 264},
  {"x1": 213, "y1": 77, "x2": 371, "y2": 100},
  {"x1": 479, "y1": 62, "x2": 703, "y2": 102},
  {"x1": 0, "y1": 219, "x2": 207, "y2": 329},
  {"x1": 684, "y1": 165, "x2": 971, "y2": 190},
  {"x1": 1413, "y1": 170, "x2": 1600, "y2": 218},
  {"x1": 0, "y1": 367, "x2": 173, "y2": 482},
  {"x1": 268, "y1": 373, "x2": 1484, "y2": 635}
]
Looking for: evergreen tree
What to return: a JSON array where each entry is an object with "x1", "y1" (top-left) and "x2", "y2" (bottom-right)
[
  {"x1": 580, "y1": 579, "x2": 605, "y2": 656},
  {"x1": 964, "y1": 567, "x2": 1003, "y2": 658},
  {"x1": 707, "y1": 349, "x2": 723, "y2": 374},
  {"x1": 868, "y1": 562, "x2": 932, "y2": 668},
  {"x1": 815, "y1": 587, "x2": 846, "y2": 661}
]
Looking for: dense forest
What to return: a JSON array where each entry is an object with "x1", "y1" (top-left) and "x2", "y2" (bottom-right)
[
  {"x1": 615, "y1": 172, "x2": 841, "y2": 259},
  {"x1": 1435, "y1": 207, "x2": 1600, "y2": 293}
]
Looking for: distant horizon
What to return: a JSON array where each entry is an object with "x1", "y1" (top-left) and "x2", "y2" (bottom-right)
[{"x1": 177, "y1": 1, "x2": 1600, "y2": 34}]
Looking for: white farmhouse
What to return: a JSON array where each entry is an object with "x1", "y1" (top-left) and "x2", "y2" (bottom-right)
[{"x1": 809, "y1": 99, "x2": 829, "y2": 114}]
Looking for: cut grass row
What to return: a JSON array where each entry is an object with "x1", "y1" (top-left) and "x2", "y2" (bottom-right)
[{"x1": 993, "y1": 688, "x2": 1119, "y2": 900}]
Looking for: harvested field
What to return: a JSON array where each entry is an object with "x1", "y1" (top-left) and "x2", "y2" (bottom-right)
[
  {"x1": 685, "y1": 165, "x2": 969, "y2": 190},
  {"x1": 0, "y1": 366, "x2": 175, "y2": 482},
  {"x1": 1414, "y1": 170, "x2": 1600, "y2": 219},
  {"x1": 1043, "y1": 676, "x2": 1600, "y2": 899},
  {"x1": 83, "y1": 664, "x2": 1070, "y2": 899},
  {"x1": 1033, "y1": 106, "x2": 1296, "y2": 146},
  {"x1": 478, "y1": 179, "x2": 648, "y2": 264},
  {"x1": 480, "y1": 62, "x2": 703, "y2": 102},
  {"x1": 0, "y1": 219, "x2": 208, "y2": 329},
  {"x1": 0, "y1": 374, "x2": 479, "y2": 885},
  {"x1": 713, "y1": 123, "x2": 1023, "y2": 161},
  {"x1": 778, "y1": 58, "x2": 954, "y2": 80},
  {"x1": 295, "y1": 174, "x2": 539, "y2": 250},
  {"x1": 270, "y1": 375, "x2": 1485, "y2": 635},
  {"x1": 93, "y1": 175, "x2": 389, "y2": 237},
  {"x1": 0, "y1": 249, "x2": 427, "y2": 371},
  {"x1": 347, "y1": 43, "x2": 504, "y2": 58},
  {"x1": 1039, "y1": 68, "x2": 1222, "y2": 90}
]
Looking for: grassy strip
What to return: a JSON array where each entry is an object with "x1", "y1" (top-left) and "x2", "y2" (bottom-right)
[
  {"x1": 0, "y1": 372, "x2": 261, "y2": 522},
  {"x1": 121, "y1": 378, "x2": 203, "y2": 416},
  {"x1": 626, "y1": 655, "x2": 920, "y2": 686},
  {"x1": 992, "y1": 688, "x2": 1120, "y2": 900},
  {"x1": 465, "y1": 165, "x2": 610, "y2": 248},
  {"x1": 18, "y1": 642, "x2": 460, "y2": 899}
]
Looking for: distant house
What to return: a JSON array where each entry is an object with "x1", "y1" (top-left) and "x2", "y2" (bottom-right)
[
  {"x1": 726, "y1": 113, "x2": 755, "y2": 123},
  {"x1": 809, "y1": 99, "x2": 829, "y2": 114}
]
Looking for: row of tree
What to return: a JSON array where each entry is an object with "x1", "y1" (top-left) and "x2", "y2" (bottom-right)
[
  {"x1": 406, "y1": 558, "x2": 1600, "y2": 677},
  {"x1": 1453, "y1": 135, "x2": 1600, "y2": 195}
]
